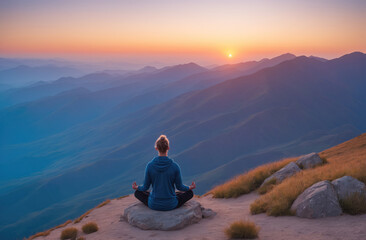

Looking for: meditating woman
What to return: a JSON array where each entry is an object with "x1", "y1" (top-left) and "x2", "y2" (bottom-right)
[{"x1": 132, "y1": 135, "x2": 196, "y2": 210}]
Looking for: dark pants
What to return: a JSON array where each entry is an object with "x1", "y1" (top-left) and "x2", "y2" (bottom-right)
[{"x1": 134, "y1": 190, "x2": 194, "y2": 209}]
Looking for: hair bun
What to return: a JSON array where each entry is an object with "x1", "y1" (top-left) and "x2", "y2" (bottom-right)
[{"x1": 155, "y1": 135, "x2": 169, "y2": 153}]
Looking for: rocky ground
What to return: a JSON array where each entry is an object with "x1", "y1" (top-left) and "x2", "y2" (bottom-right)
[{"x1": 35, "y1": 192, "x2": 366, "y2": 240}]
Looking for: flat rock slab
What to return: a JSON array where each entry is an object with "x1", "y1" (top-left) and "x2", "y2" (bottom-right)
[
  {"x1": 261, "y1": 162, "x2": 301, "y2": 187},
  {"x1": 123, "y1": 200, "x2": 204, "y2": 230},
  {"x1": 331, "y1": 176, "x2": 366, "y2": 201},
  {"x1": 296, "y1": 152, "x2": 323, "y2": 169},
  {"x1": 291, "y1": 180, "x2": 342, "y2": 218}
]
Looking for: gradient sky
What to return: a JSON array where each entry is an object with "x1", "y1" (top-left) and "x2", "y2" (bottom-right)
[{"x1": 0, "y1": 0, "x2": 365, "y2": 65}]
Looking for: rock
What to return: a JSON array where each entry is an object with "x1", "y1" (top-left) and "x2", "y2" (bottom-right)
[
  {"x1": 123, "y1": 200, "x2": 202, "y2": 230},
  {"x1": 296, "y1": 152, "x2": 323, "y2": 169},
  {"x1": 331, "y1": 176, "x2": 366, "y2": 201},
  {"x1": 291, "y1": 180, "x2": 342, "y2": 218},
  {"x1": 201, "y1": 207, "x2": 216, "y2": 218},
  {"x1": 261, "y1": 162, "x2": 301, "y2": 187}
]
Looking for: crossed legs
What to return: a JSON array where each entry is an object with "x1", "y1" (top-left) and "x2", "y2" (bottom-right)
[{"x1": 134, "y1": 190, "x2": 194, "y2": 208}]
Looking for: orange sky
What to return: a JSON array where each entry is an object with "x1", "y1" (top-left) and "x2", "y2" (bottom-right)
[{"x1": 0, "y1": 0, "x2": 365, "y2": 64}]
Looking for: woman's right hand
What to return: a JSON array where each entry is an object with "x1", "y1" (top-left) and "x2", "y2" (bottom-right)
[
  {"x1": 189, "y1": 181, "x2": 196, "y2": 190},
  {"x1": 132, "y1": 181, "x2": 138, "y2": 190}
]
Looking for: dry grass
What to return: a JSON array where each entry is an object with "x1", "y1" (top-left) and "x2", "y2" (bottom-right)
[
  {"x1": 225, "y1": 220, "x2": 260, "y2": 239},
  {"x1": 117, "y1": 195, "x2": 129, "y2": 200},
  {"x1": 340, "y1": 192, "x2": 366, "y2": 215},
  {"x1": 257, "y1": 178, "x2": 277, "y2": 195},
  {"x1": 82, "y1": 222, "x2": 99, "y2": 234},
  {"x1": 74, "y1": 199, "x2": 111, "y2": 223},
  {"x1": 60, "y1": 227, "x2": 78, "y2": 240},
  {"x1": 77, "y1": 237, "x2": 85, "y2": 240},
  {"x1": 210, "y1": 157, "x2": 296, "y2": 198},
  {"x1": 250, "y1": 133, "x2": 366, "y2": 216},
  {"x1": 27, "y1": 220, "x2": 72, "y2": 240}
]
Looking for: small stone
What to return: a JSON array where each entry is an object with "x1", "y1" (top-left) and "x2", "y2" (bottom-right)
[
  {"x1": 261, "y1": 162, "x2": 301, "y2": 187},
  {"x1": 201, "y1": 207, "x2": 216, "y2": 218},
  {"x1": 296, "y1": 152, "x2": 323, "y2": 169}
]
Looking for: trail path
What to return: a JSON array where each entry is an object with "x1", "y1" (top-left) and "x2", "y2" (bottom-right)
[{"x1": 37, "y1": 193, "x2": 366, "y2": 240}]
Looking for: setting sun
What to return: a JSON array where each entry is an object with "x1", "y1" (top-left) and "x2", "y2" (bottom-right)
[{"x1": 228, "y1": 53, "x2": 232, "y2": 58}]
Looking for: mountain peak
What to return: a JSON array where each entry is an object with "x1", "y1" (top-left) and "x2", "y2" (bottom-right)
[
  {"x1": 339, "y1": 51, "x2": 365, "y2": 59},
  {"x1": 330, "y1": 51, "x2": 366, "y2": 64},
  {"x1": 179, "y1": 62, "x2": 205, "y2": 69},
  {"x1": 159, "y1": 62, "x2": 206, "y2": 73},
  {"x1": 269, "y1": 53, "x2": 296, "y2": 61},
  {"x1": 138, "y1": 66, "x2": 158, "y2": 72}
]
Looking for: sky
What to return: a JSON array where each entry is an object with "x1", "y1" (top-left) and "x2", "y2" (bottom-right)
[{"x1": 0, "y1": 0, "x2": 365, "y2": 66}]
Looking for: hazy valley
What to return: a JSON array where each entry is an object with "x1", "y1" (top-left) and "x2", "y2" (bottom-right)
[{"x1": 1, "y1": 52, "x2": 366, "y2": 239}]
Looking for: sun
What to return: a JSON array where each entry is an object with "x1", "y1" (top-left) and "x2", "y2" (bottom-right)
[{"x1": 228, "y1": 53, "x2": 232, "y2": 58}]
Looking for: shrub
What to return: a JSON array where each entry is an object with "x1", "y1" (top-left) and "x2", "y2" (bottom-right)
[
  {"x1": 60, "y1": 227, "x2": 78, "y2": 240},
  {"x1": 225, "y1": 220, "x2": 260, "y2": 239},
  {"x1": 210, "y1": 157, "x2": 296, "y2": 198},
  {"x1": 82, "y1": 222, "x2": 99, "y2": 234},
  {"x1": 250, "y1": 133, "x2": 366, "y2": 216},
  {"x1": 340, "y1": 192, "x2": 366, "y2": 215}
]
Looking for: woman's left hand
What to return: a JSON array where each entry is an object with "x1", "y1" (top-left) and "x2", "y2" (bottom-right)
[{"x1": 189, "y1": 181, "x2": 196, "y2": 190}]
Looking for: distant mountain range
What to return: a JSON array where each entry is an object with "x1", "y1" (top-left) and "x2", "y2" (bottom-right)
[
  {"x1": 1, "y1": 52, "x2": 366, "y2": 239},
  {"x1": 0, "y1": 54, "x2": 296, "y2": 145},
  {"x1": 0, "y1": 65, "x2": 84, "y2": 89}
]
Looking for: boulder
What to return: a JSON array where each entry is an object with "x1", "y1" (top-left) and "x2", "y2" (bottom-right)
[
  {"x1": 296, "y1": 152, "x2": 323, "y2": 169},
  {"x1": 261, "y1": 162, "x2": 301, "y2": 187},
  {"x1": 291, "y1": 180, "x2": 342, "y2": 218},
  {"x1": 122, "y1": 200, "x2": 203, "y2": 230},
  {"x1": 331, "y1": 176, "x2": 366, "y2": 201}
]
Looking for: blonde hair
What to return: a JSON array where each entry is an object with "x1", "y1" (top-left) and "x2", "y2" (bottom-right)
[{"x1": 155, "y1": 135, "x2": 169, "y2": 153}]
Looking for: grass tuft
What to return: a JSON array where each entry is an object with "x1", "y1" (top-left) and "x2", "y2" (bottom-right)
[
  {"x1": 250, "y1": 133, "x2": 366, "y2": 216},
  {"x1": 82, "y1": 222, "x2": 99, "y2": 234},
  {"x1": 74, "y1": 199, "x2": 111, "y2": 223},
  {"x1": 340, "y1": 192, "x2": 366, "y2": 215},
  {"x1": 225, "y1": 220, "x2": 260, "y2": 239},
  {"x1": 210, "y1": 157, "x2": 296, "y2": 198},
  {"x1": 60, "y1": 227, "x2": 78, "y2": 240}
]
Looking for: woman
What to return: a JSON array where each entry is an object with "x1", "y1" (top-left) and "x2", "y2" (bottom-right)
[{"x1": 132, "y1": 135, "x2": 196, "y2": 211}]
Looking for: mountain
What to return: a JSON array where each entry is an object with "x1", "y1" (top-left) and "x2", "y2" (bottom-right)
[
  {"x1": 101, "y1": 53, "x2": 297, "y2": 120},
  {"x1": 0, "y1": 72, "x2": 118, "y2": 108},
  {"x1": 1, "y1": 52, "x2": 366, "y2": 239},
  {"x1": 0, "y1": 63, "x2": 207, "y2": 144},
  {"x1": 0, "y1": 65, "x2": 83, "y2": 87}
]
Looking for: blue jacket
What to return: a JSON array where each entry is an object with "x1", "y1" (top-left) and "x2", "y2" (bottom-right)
[{"x1": 137, "y1": 156, "x2": 190, "y2": 210}]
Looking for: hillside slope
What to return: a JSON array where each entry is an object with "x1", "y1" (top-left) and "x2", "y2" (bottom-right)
[{"x1": 28, "y1": 133, "x2": 366, "y2": 240}]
